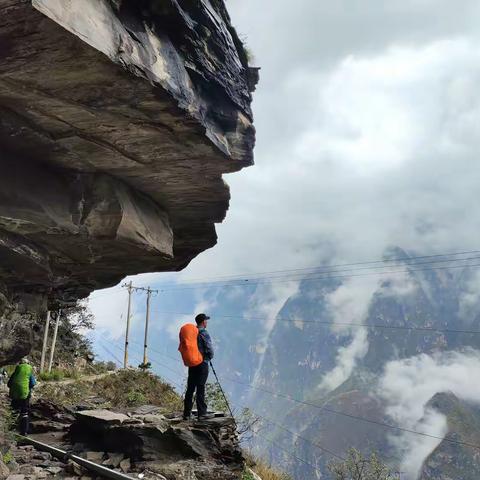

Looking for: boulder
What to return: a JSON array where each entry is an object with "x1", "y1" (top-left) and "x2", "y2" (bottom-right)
[
  {"x1": 0, "y1": 459, "x2": 9, "y2": 479},
  {"x1": 102, "y1": 453, "x2": 124, "y2": 468},
  {"x1": 119, "y1": 458, "x2": 131, "y2": 473},
  {"x1": 76, "y1": 409, "x2": 129, "y2": 427},
  {"x1": 84, "y1": 452, "x2": 104, "y2": 463},
  {"x1": 70, "y1": 409, "x2": 243, "y2": 472}
]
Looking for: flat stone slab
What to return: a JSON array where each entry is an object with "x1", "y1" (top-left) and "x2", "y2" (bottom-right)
[{"x1": 76, "y1": 409, "x2": 129, "y2": 425}]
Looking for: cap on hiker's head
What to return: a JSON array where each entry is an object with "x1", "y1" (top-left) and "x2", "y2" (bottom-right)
[
  {"x1": 20, "y1": 358, "x2": 29, "y2": 364},
  {"x1": 195, "y1": 313, "x2": 210, "y2": 325}
]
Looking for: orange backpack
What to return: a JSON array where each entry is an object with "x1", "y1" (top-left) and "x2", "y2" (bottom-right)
[{"x1": 178, "y1": 323, "x2": 203, "y2": 367}]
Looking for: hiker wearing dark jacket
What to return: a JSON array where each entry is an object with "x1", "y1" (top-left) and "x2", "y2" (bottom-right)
[
  {"x1": 8, "y1": 358, "x2": 36, "y2": 435},
  {"x1": 198, "y1": 325, "x2": 214, "y2": 363},
  {"x1": 183, "y1": 313, "x2": 215, "y2": 420}
]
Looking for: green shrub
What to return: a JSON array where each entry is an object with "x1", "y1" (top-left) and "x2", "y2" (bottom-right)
[
  {"x1": 2, "y1": 451, "x2": 13, "y2": 464},
  {"x1": 38, "y1": 369, "x2": 65, "y2": 382},
  {"x1": 126, "y1": 390, "x2": 146, "y2": 407},
  {"x1": 242, "y1": 470, "x2": 256, "y2": 480}
]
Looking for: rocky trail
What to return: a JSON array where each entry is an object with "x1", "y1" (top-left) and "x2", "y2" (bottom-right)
[{"x1": 1, "y1": 393, "x2": 243, "y2": 480}]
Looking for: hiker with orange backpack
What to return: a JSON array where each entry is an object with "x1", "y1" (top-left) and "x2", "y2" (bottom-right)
[{"x1": 178, "y1": 313, "x2": 214, "y2": 420}]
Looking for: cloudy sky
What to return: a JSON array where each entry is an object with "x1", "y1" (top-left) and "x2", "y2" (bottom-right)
[
  {"x1": 93, "y1": 0, "x2": 480, "y2": 303},
  {"x1": 90, "y1": 0, "x2": 480, "y2": 386},
  {"x1": 193, "y1": 0, "x2": 480, "y2": 277},
  {"x1": 92, "y1": 0, "x2": 480, "y2": 324}
]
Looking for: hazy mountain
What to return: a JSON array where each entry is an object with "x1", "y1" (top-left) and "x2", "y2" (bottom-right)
[
  {"x1": 246, "y1": 250, "x2": 480, "y2": 479},
  {"x1": 103, "y1": 249, "x2": 480, "y2": 479}
]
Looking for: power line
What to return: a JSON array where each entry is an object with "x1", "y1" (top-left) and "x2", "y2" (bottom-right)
[
  {"x1": 155, "y1": 249, "x2": 480, "y2": 285},
  {"x1": 255, "y1": 431, "x2": 323, "y2": 476},
  {"x1": 155, "y1": 258, "x2": 480, "y2": 292},
  {"x1": 95, "y1": 337, "x2": 453, "y2": 475},
  {"x1": 238, "y1": 403, "x2": 403, "y2": 473},
  {"x1": 149, "y1": 310, "x2": 480, "y2": 336},
  {"x1": 97, "y1": 335, "x2": 185, "y2": 389},
  {"x1": 88, "y1": 250, "x2": 480, "y2": 299},
  {"x1": 95, "y1": 323, "x2": 480, "y2": 452},
  {"x1": 134, "y1": 346, "x2": 480, "y2": 450},
  {"x1": 96, "y1": 340, "x2": 123, "y2": 366},
  {"x1": 223, "y1": 377, "x2": 480, "y2": 451},
  {"x1": 241, "y1": 406, "x2": 345, "y2": 461},
  {"x1": 95, "y1": 339, "x2": 185, "y2": 390},
  {"x1": 98, "y1": 339, "x2": 397, "y2": 472}
]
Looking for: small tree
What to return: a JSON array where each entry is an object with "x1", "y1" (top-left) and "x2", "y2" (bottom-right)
[
  {"x1": 205, "y1": 383, "x2": 261, "y2": 443},
  {"x1": 206, "y1": 381, "x2": 228, "y2": 411},
  {"x1": 328, "y1": 449, "x2": 397, "y2": 480}
]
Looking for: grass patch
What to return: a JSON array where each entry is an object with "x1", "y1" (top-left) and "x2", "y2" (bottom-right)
[
  {"x1": 35, "y1": 381, "x2": 92, "y2": 407},
  {"x1": 92, "y1": 370, "x2": 182, "y2": 411},
  {"x1": 245, "y1": 454, "x2": 292, "y2": 480},
  {"x1": 34, "y1": 369, "x2": 182, "y2": 411}
]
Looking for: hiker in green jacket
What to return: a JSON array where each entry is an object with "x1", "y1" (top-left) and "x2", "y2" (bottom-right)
[{"x1": 8, "y1": 358, "x2": 36, "y2": 435}]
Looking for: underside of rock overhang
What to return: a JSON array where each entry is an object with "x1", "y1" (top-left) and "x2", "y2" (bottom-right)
[{"x1": 0, "y1": 0, "x2": 257, "y2": 307}]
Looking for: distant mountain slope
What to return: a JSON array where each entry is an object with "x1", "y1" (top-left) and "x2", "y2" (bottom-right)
[{"x1": 247, "y1": 250, "x2": 480, "y2": 479}]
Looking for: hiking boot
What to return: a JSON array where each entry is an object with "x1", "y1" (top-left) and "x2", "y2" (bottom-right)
[
  {"x1": 182, "y1": 414, "x2": 191, "y2": 421},
  {"x1": 197, "y1": 413, "x2": 215, "y2": 421}
]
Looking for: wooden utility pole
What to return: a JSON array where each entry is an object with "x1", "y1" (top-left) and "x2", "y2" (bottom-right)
[
  {"x1": 123, "y1": 281, "x2": 133, "y2": 369},
  {"x1": 48, "y1": 310, "x2": 61, "y2": 373},
  {"x1": 39, "y1": 310, "x2": 51, "y2": 373},
  {"x1": 143, "y1": 288, "x2": 152, "y2": 365}
]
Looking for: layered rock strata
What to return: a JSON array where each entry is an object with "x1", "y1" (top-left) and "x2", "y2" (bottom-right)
[{"x1": 0, "y1": 0, "x2": 256, "y2": 360}]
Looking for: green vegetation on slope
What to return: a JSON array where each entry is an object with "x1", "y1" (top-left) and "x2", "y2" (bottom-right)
[
  {"x1": 244, "y1": 454, "x2": 292, "y2": 480},
  {"x1": 35, "y1": 370, "x2": 182, "y2": 411},
  {"x1": 94, "y1": 369, "x2": 182, "y2": 410}
]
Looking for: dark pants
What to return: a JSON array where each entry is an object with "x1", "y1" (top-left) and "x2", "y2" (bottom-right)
[
  {"x1": 183, "y1": 362, "x2": 209, "y2": 417},
  {"x1": 11, "y1": 397, "x2": 30, "y2": 436}
]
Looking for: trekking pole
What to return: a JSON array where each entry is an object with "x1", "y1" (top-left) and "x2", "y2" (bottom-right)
[{"x1": 209, "y1": 361, "x2": 237, "y2": 426}]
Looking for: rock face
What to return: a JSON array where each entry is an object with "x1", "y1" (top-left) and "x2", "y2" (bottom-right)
[
  {"x1": 0, "y1": 0, "x2": 256, "y2": 361},
  {"x1": 70, "y1": 409, "x2": 243, "y2": 479},
  {"x1": 2, "y1": 397, "x2": 245, "y2": 479},
  {"x1": 420, "y1": 393, "x2": 480, "y2": 480}
]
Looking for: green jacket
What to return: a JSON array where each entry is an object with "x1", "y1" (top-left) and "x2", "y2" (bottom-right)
[{"x1": 8, "y1": 364, "x2": 35, "y2": 400}]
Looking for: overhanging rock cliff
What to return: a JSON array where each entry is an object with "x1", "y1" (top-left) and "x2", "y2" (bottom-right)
[{"x1": 0, "y1": 0, "x2": 257, "y2": 363}]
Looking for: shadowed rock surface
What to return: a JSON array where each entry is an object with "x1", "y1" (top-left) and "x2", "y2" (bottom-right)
[{"x1": 0, "y1": 0, "x2": 257, "y2": 363}]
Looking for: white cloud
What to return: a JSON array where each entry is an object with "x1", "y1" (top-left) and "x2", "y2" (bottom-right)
[
  {"x1": 378, "y1": 271, "x2": 417, "y2": 297},
  {"x1": 164, "y1": 297, "x2": 216, "y2": 341},
  {"x1": 316, "y1": 277, "x2": 379, "y2": 391},
  {"x1": 459, "y1": 270, "x2": 480, "y2": 321},
  {"x1": 245, "y1": 281, "x2": 300, "y2": 332},
  {"x1": 318, "y1": 327, "x2": 369, "y2": 392},
  {"x1": 89, "y1": 285, "x2": 131, "y2": 340},
  {"x1": 378, "y1": 350, "x2": 480, "y2": 479}
]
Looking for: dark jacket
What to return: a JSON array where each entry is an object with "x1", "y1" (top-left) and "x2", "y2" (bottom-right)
[{"x1": 198, "y1": 328, "x2": 214, "y2": 363}]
